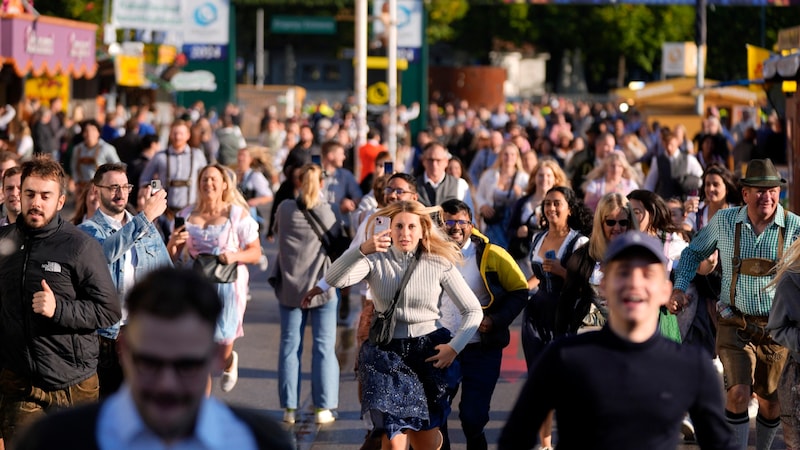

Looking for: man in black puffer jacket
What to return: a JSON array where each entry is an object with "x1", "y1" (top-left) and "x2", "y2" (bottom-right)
[{"x1": 0, "y1": 156, "x2": 120, "y2": 445}]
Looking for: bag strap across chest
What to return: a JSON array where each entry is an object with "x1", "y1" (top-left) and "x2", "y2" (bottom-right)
[{"x1": 730, "y1": 207, "x2": 787, "y2": 308}]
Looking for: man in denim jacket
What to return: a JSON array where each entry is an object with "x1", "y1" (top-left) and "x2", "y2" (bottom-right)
[{"x1": 79, "y1": 163, "x2": 173, "y2": 397}]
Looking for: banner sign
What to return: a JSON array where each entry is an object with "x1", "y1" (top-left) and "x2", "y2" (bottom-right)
[{"x1": 112, "y1": 0, "x2": 229, "y2": 44}]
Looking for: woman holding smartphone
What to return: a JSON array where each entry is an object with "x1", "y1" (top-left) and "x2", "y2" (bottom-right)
[
  {"x1": 325, "y1": 200, "x2": 482, "y2": 450},
  {"x1": 522, "y1": 186, "x2": 592, "y2": 450},
  {"x1": 167, "y1": 164, "x2": 262, "y2": 393}
]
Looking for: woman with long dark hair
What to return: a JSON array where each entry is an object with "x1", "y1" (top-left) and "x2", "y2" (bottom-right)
[{"x1": 522, "y1": 186, "x2": 592, "y2": 450}]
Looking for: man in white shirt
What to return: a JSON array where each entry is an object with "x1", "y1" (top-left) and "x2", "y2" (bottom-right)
[
  {"x1": 643, "y1": 133, "x2": 704, "y2": 200},
  {"x1": 438, "y1": 199, "x2": 528, "y2": 450},
  {"x1": 13, "y1": 268, "x2": 294, "y2": 450},
  {"x1": 416, "y1": 142, "x2": 472, "y2": 209}
]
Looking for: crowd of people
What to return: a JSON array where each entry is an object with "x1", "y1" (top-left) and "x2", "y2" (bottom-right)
[{"x1": 0, "y1": 92, "x2": 795, "y2": 450}]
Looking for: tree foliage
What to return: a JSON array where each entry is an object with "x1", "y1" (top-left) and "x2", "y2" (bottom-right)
[
  {"x1": 29, "y1": 0, "x2": 800, "y2": 93},
  {"x1": 32, "y1": 0, "x2": 104, "y2": 24},
  {"x1": 426, "y1": 0, "x2": 470, "y2": 42}
]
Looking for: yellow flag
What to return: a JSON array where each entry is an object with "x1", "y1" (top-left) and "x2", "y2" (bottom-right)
[{"x1": 747, "y1": 44, "x2": 772, "y2": 91}]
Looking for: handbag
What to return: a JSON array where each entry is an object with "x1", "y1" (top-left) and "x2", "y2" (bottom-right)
[
  {"x1": 193, "y1": 254, "x2": 237, "y2": 283},
  {"x1": 508, "y1": 211, "x2": 539, "y2": 260},
  {"x1": 191, "y1": 211, "x2": 238, "y2": 284},
  {"x1": 483, "y1": 171, "x2": 518, "y2": 225},
  {"x1": 369, "y1": 247, "x2": 423, "y2": 346},
  {"x1": 299, "y1": 201, "x2": 352, "y2": 261}
]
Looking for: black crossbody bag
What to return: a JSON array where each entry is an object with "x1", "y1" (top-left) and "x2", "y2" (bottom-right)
[{"x1": 369, "y1": 247, "x2": 423, "y2": 346}]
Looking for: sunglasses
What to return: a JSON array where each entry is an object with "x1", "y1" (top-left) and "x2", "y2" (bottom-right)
[{"x1": 604, "y1": 219, "x2": 630, "y2": 227}]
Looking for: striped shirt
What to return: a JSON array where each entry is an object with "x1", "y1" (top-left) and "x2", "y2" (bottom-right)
[
  {"x1": 674, "y1": 204, "x2": 800, "y2": 317},
  {"x1": 326, "y1": 245, "x2": 482, "y2": 353}
]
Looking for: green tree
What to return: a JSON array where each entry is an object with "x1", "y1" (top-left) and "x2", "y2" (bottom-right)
[
  {"x1": 32, "y1": 0, "x2": 104, "y2": 24},
  {"x1": 426, "y1": 0, "x2": 470, "y2": 42}
]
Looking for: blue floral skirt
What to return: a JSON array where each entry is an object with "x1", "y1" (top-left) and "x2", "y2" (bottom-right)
[{"x1": 358, "y1": 327, "x2": 453, "y2": 439}]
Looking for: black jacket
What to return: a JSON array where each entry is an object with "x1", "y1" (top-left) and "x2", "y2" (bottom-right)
[
  {"x1": 0, "y1": 215, "x2": 120, "y2": 390},
  {"x1": 555, "y1": 245, "x2": 597, "y2": 337}
]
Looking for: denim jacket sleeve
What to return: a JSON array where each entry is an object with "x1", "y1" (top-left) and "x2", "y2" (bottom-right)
[{"x1": 78, "y1": 213, "x2": 172, "y2": 271}]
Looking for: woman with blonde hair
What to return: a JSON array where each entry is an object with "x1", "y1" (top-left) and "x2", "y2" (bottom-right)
[
  {"x1": 167, "y1": 164, "x2": 262, "y2": 392},
  {"x1": 475, "y1": 142, "x2": 529, "y2": 247},
  {"x1": 270, "y1": 163, "x2": 342, "y2": 425},
  {"x1": 581, "y1": 151, "x2": 640, "y2": 212},
  {"x1": 556, "y1": 193, "x2": 638, "y2": 336},
  {"x1": 326, "y1": 200, "x2": 482, "y2": 450},
  {"x1": 506, "y1": 158, "x2": 568, "y2": 271}
]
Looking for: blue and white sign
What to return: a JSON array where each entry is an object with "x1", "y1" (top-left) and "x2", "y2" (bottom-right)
[
  {"x1": 112, "y1": 0, "x2": 229, "y2": 45},
  {"x1": 182, "y1": 0, "x2": 229, "y2": 45},
  {"x1": 183, "y1": 44, "x2": 227, "y2": 61},
  {"x1": 372, "y1": 0, "x2": 423, "y2": 49}
]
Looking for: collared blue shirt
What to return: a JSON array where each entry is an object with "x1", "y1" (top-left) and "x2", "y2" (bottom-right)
[
  {"x1": 97, "y1": 385, "x2": 257, "y2": 450},
  {"x1": 78, "y1": 210, "x2": 173, "y2": 338}
]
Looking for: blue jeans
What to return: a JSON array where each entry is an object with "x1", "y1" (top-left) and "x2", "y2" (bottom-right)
[
  {"x1": 278, "y1": 296, "x2": 340, "y2": 410},
  {"x1": 457, "y1": 343, "x2": 502, "y2": 450}
]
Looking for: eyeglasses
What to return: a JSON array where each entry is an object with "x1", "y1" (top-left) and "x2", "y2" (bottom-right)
[
  {"x1": 604, "y1": 219, "x2": 630, "y2": 228},
  {"x1": 128, "y1": 349, "x2": 212, "y2": 379},
  {"x1": 384, "y1": 187, "x2": 413, "y2": 196},
  {"x1": 445, "y1": 219, "x2": 472, "y2": 228},
  {"x1": 96, "y1": 184, "x2": 134, "y2": 194}
]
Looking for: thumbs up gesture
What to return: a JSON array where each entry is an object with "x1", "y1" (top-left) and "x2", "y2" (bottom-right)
[{"x1": 33, "y1": 279, "x2": 56, "y2": 318}]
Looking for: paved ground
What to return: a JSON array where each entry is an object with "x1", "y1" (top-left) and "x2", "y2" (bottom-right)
[
  {"x1": 57, "y1": 195, "x2": 782, "y2": 450},
  {"x1": 206, "y1": 238, "x2": 784, "y2": 450}
]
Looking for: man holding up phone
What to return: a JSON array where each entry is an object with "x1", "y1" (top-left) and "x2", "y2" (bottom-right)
[{"x1": 79, "y1": 163, "x2": 174, "y2": 397}]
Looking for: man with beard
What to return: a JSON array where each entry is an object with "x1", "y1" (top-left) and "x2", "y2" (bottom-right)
[
  {"x1": 0, "y1": 156, "x2": 120, "y2": 445},
  {"x1": 139, "y1": 120, "x2": 207, "y2": 213},
  {"x1": 13, "y1": 268, "x2": 294, "y2": 450},
  {"x1": 672, "y1": 158, "x2": 800, "y2": 450},
  {"x1": 438, "y1": 199, "x2": 528, "y2": 450},
  {"x1": 78, "y1": 163, "x2": 173, "y2": 397},
  {"x1": 0, "y1": 166, "x2": 21, "y2": 226}
]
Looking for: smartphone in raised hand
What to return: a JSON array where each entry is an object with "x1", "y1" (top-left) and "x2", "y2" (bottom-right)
[{"x1": 373, "y1": 215, "x2": 391, "y2": 236}]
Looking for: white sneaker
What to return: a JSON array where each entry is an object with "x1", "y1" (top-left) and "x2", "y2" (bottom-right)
[
  {"x1": 748, "y1": 396, "x2": 759, "y2": 418},
  {"x1": 221, "y1": 351, "x2": 238, "y2": 392},
  {"x1": 681, "y1": 415, "x2": 695, "y2": 441},
  {"x1": 258, "y1": 254, "x2": 269, "y2": 271},
  {"x1": 283, "y1": 409, "x2": 296, "y2": 424},
  {"x1": 315, "y1": 408, "x2": 335, "y2": 424},
  {"x1": 712, "y1": 357, "x2": 724, "y2": 375}
]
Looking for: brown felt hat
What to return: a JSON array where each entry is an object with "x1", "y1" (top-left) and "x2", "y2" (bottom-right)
[{"x1": 740, "y1": 159, "x2": 786, "y2": 188}]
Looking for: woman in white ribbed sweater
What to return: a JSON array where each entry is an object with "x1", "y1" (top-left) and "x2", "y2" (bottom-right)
[{"x1": 326, "y1": 200, "x2": 482, "y2": 450}]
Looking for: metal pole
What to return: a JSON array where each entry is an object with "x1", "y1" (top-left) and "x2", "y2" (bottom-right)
[
  {"x1": 256, "y1": 8, "x2": 265, "y2": 88},
  {"x1": 695, "y1": 0, "x2": 706, "y2": 116},
  {"x1": 387, "y1": 0, "x2": 398, "y2": 160},
  {"x1": 355, "y1": 0, "x2": 368, "y2": 180}
]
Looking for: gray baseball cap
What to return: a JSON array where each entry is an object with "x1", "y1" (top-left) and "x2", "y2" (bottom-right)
[{"x1": 603, "y1": 231, "x2": 668, "y2": 266}]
